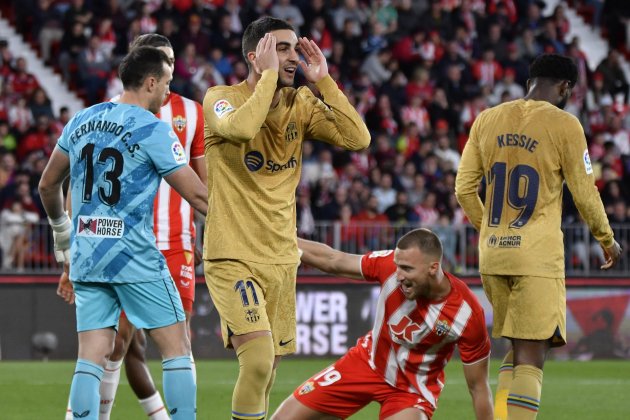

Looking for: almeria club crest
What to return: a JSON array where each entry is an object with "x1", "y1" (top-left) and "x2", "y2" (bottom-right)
[{"x1": 173, "y1": 115, "x2": 186, "y2": 132}]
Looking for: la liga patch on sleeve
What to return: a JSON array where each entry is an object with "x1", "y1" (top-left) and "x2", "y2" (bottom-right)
[
  {"x1": 214, "y1": 99, "x2": 234, "y2": 118},
  {"x1": 171, "y1": 141, "x2": 187, "y2": 164},
  {"x1": 583, "y1": 148, "x2": 593, "y2": 174}
]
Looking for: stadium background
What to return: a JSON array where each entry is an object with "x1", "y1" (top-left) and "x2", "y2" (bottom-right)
[{"x1": 0, "y1": 0, "x2": 629, "y2": 364}]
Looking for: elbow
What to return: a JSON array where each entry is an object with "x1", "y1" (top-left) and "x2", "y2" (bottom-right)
[
  {"x1": 454, "y1": 185, "x2": 473, "y2": 203},
  {"x1": 454, "y1": 189, "x2": 465, "y2": 204},
  {"x1": 38, "y1": 177, "x2": 55, "y2": 196},
  {"x1": 230, "y1": 131, "x2": 256, "y2": 143},
  {"x1": 348, "y1": 131, "x2": 371, "y2": 151},
  {"x1": 356, "y1": 134, "x2": 371, "y2": 150}
]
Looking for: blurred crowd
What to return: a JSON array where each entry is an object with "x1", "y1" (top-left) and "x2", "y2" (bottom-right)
[{"x1": 0, "y1": 0, "x2": 629, "y2": 271}]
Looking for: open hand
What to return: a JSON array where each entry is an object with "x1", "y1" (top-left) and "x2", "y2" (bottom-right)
[
  {"x1": 298, "y1": 37, "x2": 328, "y2": 83},
  {"x1": 253, "y1": 33, "x2": 279, "y2": 74}
]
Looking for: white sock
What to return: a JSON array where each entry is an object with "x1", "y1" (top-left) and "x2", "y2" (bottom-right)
[
  {"x1": 99, "y1": 359, "x2": 123, "y2": 420},
  {"x1": 65, "y1": 396, "x2": 73, "y2": 420},
  {"x1": 139, "y1": 391, "x2": 169, "y2": 420},
  {"x1": 191, "y1": 353, "x2": 197, "y2": 385}
]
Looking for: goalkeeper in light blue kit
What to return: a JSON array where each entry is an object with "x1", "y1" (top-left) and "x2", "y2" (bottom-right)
[{"x1": 38, "y1": 47, "x2": 207, "y2": 420}]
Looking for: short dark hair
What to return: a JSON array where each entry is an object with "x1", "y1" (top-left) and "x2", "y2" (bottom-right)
[
  {"x1": 396, "y1": 228, "x2": 443, "y2": 260},
  {"x1": 529, "y1": 53, "x2": 578, "y2": 88},
  {"x1": 119, "y1": 47, "x2": 170, "y2": 90},
  {"x1": 242, "y1": 17, "x2": 294, "y2": 63},
  {"x1": 130, "y1": 33, "x2": 172, "y2": 50}
]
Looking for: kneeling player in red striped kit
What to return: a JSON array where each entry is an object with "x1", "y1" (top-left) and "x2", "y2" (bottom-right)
[{"x1": 272, "y1": 229, "x2": 493, "y2": 420}]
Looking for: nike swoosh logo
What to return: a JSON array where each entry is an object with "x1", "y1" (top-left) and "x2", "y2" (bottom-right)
[{"x1": 279, "y1": 338, "x2": 294, "y2": 346}]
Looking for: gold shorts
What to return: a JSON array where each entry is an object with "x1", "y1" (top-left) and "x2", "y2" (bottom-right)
[
  {"x1": 204, "y1": 259, "x2": 297, "y2": 355},
  {"x1": 481, "y1": 274, "x2": 566, "y2": 347}
]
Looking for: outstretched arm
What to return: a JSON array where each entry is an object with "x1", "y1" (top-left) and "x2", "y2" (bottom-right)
[
  {"x1": 463, "y1": 357, "x2": 493, "y2": 420},
  {"x1": 298, "y1": 238, "x2": 363, "y2": 280}
]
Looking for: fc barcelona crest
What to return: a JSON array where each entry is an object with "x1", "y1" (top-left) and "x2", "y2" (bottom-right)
[
  {"x1": 285, "y1": 122, "x2": 298, "y2": 143},
  {"x1": 245, "y1": 308, "x2": 260, "y2": 323},
  {"x1": 173, "y1": 115, "x2": 186, "y2": 132}
]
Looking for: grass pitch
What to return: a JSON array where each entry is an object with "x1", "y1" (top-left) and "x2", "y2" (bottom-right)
[{"x1": 0, "y1": 359, "x2": 629, "y2": 419}]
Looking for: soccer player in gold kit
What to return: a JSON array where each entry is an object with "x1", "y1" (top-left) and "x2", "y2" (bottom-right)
[
  {"x1": 455, "y1": 53, "x2": 621, "y2": 420},
  {"x1": 202, "y1": 17, "x2": 370, "y2": 420}
]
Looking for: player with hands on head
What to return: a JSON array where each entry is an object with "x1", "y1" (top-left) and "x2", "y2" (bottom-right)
[
  {"x1": 202, "y1": 16, "x2": 370, "y2": 420},
  {"x1": 40, "y1": 46, "x2": 206, "y2": 420},
  {"x1": 272, "y1": 229, "x2": 493, "y2": 420},
  {"x1": 455, "y1": 53, "x2": 621, "y2": 420}
]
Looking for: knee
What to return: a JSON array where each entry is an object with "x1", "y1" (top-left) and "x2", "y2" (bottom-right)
[{"x1": 237, "y1": 336, "x2": 275, "y2": 381}]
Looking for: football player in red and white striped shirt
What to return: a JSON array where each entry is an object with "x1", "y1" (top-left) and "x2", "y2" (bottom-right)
[{"x1": 272, "y1": 229, "x2": 493, "y2": 420}]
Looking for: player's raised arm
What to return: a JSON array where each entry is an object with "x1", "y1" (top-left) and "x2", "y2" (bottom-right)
[
  {"x1": 300, "y1": 37, "x2": 370, "y2": 152},
  {"x1": 462, "y1": 357, "x2": 493, "y2": 420},
  {"x1": 203, "y1": 34, "x2": 279, "y2": 143},
  {"x1": 164, "y1": 165, "x2": 208, "y2": 216},
  {"x1": 298, "y1": 238, "x2": 364, "y2": 280},
  {"x1": 559, "y1": 116, "x2": 621, "y2": 269}
]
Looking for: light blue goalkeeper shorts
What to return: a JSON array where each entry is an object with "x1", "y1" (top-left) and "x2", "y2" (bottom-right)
[{"x1": 73, "y1": 279, "x2": 185, "y2": 332}]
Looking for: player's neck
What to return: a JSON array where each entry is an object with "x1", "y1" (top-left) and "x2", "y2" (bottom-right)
[
  {"x1": 429, "y1": 270, "x2": 451, "y2": 301},
  {"x1": 523, "y1": 87, "x2": 555, "y2": 104},
  {"x1": 118, "y1": 90, "x2": 149, "y2": 110}
]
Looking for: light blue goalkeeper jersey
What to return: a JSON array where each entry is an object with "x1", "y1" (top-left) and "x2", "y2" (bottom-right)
[{"x1": 57, "y1": 102, "x2": 187, "y2": 283}]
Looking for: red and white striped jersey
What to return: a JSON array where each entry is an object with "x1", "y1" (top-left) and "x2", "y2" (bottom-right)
[
  {"x1": 358, "y1": 250, "x2": 490, "y2": 410},
  {"x1": 153, "y1": 93, "x2": 205, "y2": 251}
]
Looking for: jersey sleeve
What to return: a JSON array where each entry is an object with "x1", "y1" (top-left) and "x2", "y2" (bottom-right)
[
  {"x1": 190, "y1": 102, "x2": 205, "y2": 160},
  {"x1": 145, "y1": 121, "x2": 188, "y2": 177},
  {"x1": 457, "y1": 303, "x2": 491, "y2": 364},
  {"x1": 56, "y1": 119, "x2": 73, "y2": 155},
  {"x1": 203, "y1": 70, "x2": 277, "y2": 143},
  {"x1": 559, "y1": 116, "x2": 614, "y2": 248},
  {"x1": 302, "y1": 75, "x2": 370, "y2": 151},
  {"x1": 455, "y1": 116, "x2": 485, "y2": 231},
  {"x1": 360, "y1": 250, "x2": 396, "y2": 284}
]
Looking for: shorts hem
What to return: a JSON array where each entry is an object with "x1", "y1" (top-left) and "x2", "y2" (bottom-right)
[{"x1": 294, "y1": 393, "x2": 345, "y2": 419}]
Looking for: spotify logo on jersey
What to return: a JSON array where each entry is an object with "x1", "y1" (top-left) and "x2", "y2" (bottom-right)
[{"x1": 244, "y1": 151, "x2": 264, "y2": 172}]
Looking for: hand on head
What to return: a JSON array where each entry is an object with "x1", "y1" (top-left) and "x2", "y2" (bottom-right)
[
  {"x1": 297, "y1": 37, "x2": 328, "y2": 84},
  {"x1": 253, "y1": 33, "x2": 279, "y2": 74}
]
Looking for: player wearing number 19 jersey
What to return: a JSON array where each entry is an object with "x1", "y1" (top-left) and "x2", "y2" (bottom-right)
[{"x1": 456, "y1": 54, "x2": 620, "y2": 420}]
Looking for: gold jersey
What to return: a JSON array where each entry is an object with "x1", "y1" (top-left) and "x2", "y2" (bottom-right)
[
  {"x1": 202, "y1": 70, "x2": 370, "y2": 264},
  {"x1": 455, "y1": 99, "x2": 614, "y2": 277}
]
